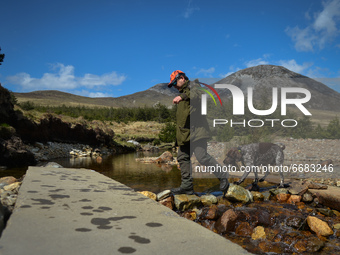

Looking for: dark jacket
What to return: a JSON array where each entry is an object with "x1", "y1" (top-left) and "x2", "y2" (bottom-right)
[{"x1": 176, "y1": 79, "x2": 211, "y2": 146}]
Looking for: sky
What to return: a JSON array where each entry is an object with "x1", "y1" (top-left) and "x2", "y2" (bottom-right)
[{"x1": 1, "y1": 0, "x2": 340, "y2": 97}]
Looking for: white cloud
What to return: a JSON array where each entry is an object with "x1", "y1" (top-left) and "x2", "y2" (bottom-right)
[
  {"x1": 245, "y1": 58, "x2": 269, "y2": 68},
  {"x1": 6, "y1": 63, "x2": 126, "y2": 94},
  {"x1": 196, "y1": 67, "x2": 215, "y2": 76},
  {"x1": 286, "y1": 0, "x2": 340, "y2": 51},
  {"x1": 183, "y1": 0, "x2": 200, "y2": 18},
  {"x1": 277, "y1": 59, "x2": 313, "y2": 73}
]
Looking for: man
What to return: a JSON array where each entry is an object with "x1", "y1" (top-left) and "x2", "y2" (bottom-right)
[{"x1": 168, "y1": 70, "x2": 229, "y2": 195}]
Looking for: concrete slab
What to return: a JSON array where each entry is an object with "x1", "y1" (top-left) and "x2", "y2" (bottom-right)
[{"x1": 0, "y1": 166, "x2": 250, "y2": 255}]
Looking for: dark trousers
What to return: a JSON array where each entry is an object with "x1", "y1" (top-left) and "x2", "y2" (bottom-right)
[{"x1": 177, "y1": 139, "x2": 227, "y2": 190}]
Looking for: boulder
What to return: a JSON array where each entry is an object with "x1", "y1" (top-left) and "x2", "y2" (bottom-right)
[
  {"x1": 158, "y1": 196, "x2": 173, "y2": 210},
  {"x1": 215, "y1": 209, "x2": 238, "y2": 234},
  {"x1": 276, "y1": 193, "x2": 290, "y2": 203},
  {"x1": 156, "y1": 190, "x2": 171, "y2": 201},
  {"x1": 302, "y1": 192, "x2": 313, "y2": 202},
  {"x1": 287, "y1": 181, "x2": 309, "y2": 195},
  {"x1": 287, "y1": 195, "x2": 301, "y2": 204},
  {"x1": 138, "y1": 191, "x2": 156, "y2": 201},
  {"x1": 202, "y1": 205, "x2": 219, "y2": 220},
  {"x1": 235, "y1": 222, "x2": 253, "y2": 237},
  {"x1": 309, "y1": 186, "x2": 340, "y2": 211},
  {"x1": 251, "y1": 191, "x2": 264, "y2": 201},
  {"x1": 174, "y1": 194, "x2": 202, "y2": 211},
  {"x1": 225, "y1": 184, "x2": 253, "y2": 203},
  {"x1": 3, "y1": 182, "x2": 21, "y2": 193},
  {"x1": 251, "y1": 226, "x2": 266, "y2": 240},
  {"x1": 270, "y1": 188, "x2": 289, "y2": 196},
  {"x1": 0, "y1": 176, "x2": 17, "y2": 189},
  {"x1": 307, "y1": 216, "x2": 333, "y2": 236},
  {"x1": 43, "y1": 162, "x2": 63, "y2": 168},
  {"x1": 155, "y1": 151, "x2": 173, "y2": 163},
  {"x1": 200, "y1": 194, "x2": 217, "y2": 206}
]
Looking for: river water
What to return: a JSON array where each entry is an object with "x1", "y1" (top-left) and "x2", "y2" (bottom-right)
[{"x1": 1, "y1": 151, "x2": 221, "y2": 194}]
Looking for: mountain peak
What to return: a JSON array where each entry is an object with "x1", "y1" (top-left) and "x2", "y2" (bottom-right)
[{"x1": 233, "y1": 65, "x2": 306, "y2": 79}]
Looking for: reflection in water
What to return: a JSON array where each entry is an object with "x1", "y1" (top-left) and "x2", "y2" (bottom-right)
[
  {"x1": 2, "y1": 151, "x2": 221, "y2": 193},
  {"x1": 52, "y1": 151, "x2": 220, "y2": 193}
]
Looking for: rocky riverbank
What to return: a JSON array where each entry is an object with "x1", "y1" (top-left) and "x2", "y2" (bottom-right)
[{"x1": 138, "y1": 181, "x2": 340, "y2": 254}]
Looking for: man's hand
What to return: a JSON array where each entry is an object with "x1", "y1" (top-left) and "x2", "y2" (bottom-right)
[{"x1": 173, "y1": 96, "x2": 182, "y2": 104}]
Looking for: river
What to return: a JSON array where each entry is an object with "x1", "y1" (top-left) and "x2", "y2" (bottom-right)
[{"x1": 1, "y1": 151, "x2": 221, "y2": 194}]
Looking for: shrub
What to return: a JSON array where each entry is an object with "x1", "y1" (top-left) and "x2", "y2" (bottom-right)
[{"x1": 159, "y1": 122, "x2": 176, "y2": 143}]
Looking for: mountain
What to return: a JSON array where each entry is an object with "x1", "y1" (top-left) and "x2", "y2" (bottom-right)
[
  {"x1": 213, "y1": 65, "x2": 340, "y2": 112},
  {"x1": 14, "y1": 65, "x2": 340, "y2": 112},
  {"x1": 14, "y1": 83, "x2": 178, "y2": 108}
]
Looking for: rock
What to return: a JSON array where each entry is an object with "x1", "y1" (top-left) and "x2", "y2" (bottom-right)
[
  {"x1": 262, "y1": 191, "x2": 271, "y2": 201},
  {"x1": 156, "y1": 190, "x2": 171, "y2": 201},
  {"x1": 276, "y1": 193, "x2": 290, "y2": 203},
  {"x1": 305, "y1": 236, "x2": 325, "y2": 253},
  {"x1": 142, "y1": 143, "x2": 159, "y2": 152},
  {"x1": 202, "y1": 205, "x2": 219, "y2": 220},
  {"x1": 225, "y1": 184, "x2": 253, "y2": 204},
  {"x1": 251, "y1": 191, "x2": 264, "y2": 201},
  {"x1": 0, "y1": 136, "x2": 36, "y2": 168},
  {"x1": 309, "y1": 186, "x2": 340, "y2": 211},
  {"x1": 286, "y1": 216, "x2": 305, "y2": 229},
  {"x1": 316, "y1": 208, "x2": 334, "y2": 217},
  {"x1": 43, "y1": 162, "x2": 63, "y2": 168},
  {"x1": 332, "y1": 210, "x2": 340, "y2": 217},
  {"x1": 214, "y1": 209, "x2": 238, "y2": 234},
  {"x1": 174, "y1": 194, "x2": 202, "y2": 211},
  {"x1": 155, "y1": 151, "x2": 173, "y2": 163},
  {"x1": 302, "y1": 191, "x2": 314, "y2": 202},
  {"x1": 3, "y1": 182, "x2": 21, "y2": 193},
  {"x1": 158, "y1": 196, "x2": 173, "y2": 210},
  {"x1": 333, "y1": 223, "x2": 340, "y2": 230},
  {"x1": 253, "y1": 209, "x2": 272, "y2": 227},
  {"x1": 200, "y1": 194, "x2": 217, "y2": 206},
  {"x1": 235, "y1": 222, "x2": 253, "y2": 237},
  {"x1": 34, "y1": 142, "x2": 44, "y2": 149},
  {"x1": 0, "y1": 176, "x2": 17, "y2": 189},
  {"x1": 138, "y1": 191, "x2": 156, "y2": 201},
  {"x1": 127, "y1": 140, "x2": 140, "y2": 146},
  {"x1": 0, "y1": 193, "x2": 17, "y2": 208},
  {"x1": 270, "y1": 188, "x2": 289, "y2": 196},
  {"x1": 307, "y1": 216, "x2": 333, "y2": 236},
  {"x1": 287, "y1": 181, "x2": 309, "y2": 195},
  {"x1": 287, "y1": 195, "x2": 301, "y2": 204},
  {"x1": 217, "y1": 196, "x2": 232, "y2": 206},
  {"x1": 181, "y1": 211, "x2": 196, "y2": 221},
  {"x1": 307, "y1": 181, "x2": 328, "y2": 190},
  {"x1": 251, "y1": 226, "x2": 266, "y2": 240}
]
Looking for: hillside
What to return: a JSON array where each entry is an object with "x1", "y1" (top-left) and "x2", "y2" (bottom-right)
[
  {"x1": 14, "y1": 83, "x2": 178, "y2": 108},
  {"x1": 213, "y1": 65, "x2": 340, "y2": 112},
  {"x1": 14, "y1": 65, "x2": 340, "y2": 116}
]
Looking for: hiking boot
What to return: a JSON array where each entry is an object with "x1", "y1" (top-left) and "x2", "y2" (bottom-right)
[
  {"x1": 220, "y1": 178, "x2": 230, "y2": 195},
  {"x1": 171, "y1": 187, "x2": 194, "y2": 195}
]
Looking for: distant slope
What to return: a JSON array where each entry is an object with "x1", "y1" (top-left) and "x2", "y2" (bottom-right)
[
  {"x1": 14, "y1": 83, "x2": 179, "y2": 108},
  {"x1": 213, "y1": 65, "x2": 340, "y2": 112},
  {"x1": 14, "y1": 65, "x2": 340, "y2": 113}
]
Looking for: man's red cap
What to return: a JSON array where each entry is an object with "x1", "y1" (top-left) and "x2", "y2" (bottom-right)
[{"x1": 168, "y1": 70, "x2": 185, "y2": 88}]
